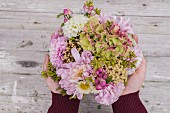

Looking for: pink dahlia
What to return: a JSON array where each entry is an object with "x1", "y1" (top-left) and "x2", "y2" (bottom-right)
[
  {"x1": 114, "y1": 16, "x2": 134, "y2": 34},
  {"x1": 49, "y1": 28, "x2": 67, "y2": 68},
  {"x1": 95, "y1": 82, "x2": 124, "y2": 105},
  {"x1": 56, "y1": 48, "x2": 94, "y2": 99},
  {"x1": 57, "y1": 62, "x2": 93, "y2": 99}
]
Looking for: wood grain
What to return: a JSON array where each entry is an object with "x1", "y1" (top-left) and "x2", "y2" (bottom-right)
[
  {"x1": 0, "y1": 0, "x2": 170, "y2": 113},
  {"x1": 0, "y1": 11, "x2": 170, "y2": 35},
  {"x1": 0, "y1": 0, "x2": 170, "y2": 17}
]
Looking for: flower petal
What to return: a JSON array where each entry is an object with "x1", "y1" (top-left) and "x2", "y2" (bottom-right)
[{"x1": 71, "y1": 48, "x2": 81, "y2": 62}]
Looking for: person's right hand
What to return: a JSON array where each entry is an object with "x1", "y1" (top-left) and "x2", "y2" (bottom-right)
[{"x1": 43, "y1": 54, "x2": 60, "y2": 94}]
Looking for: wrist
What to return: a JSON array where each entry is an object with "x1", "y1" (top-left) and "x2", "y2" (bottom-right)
[{"x1": 122, "y1": 87, "x2": 139, "y2": 96}]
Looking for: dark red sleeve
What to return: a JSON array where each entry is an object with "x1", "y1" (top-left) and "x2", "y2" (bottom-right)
[
  {"x1": 112, "y1": 91, "x2": 148, "y2": 113},
  {"x1": 47, "y1": 92, "x2": 80, "y2": 113}
]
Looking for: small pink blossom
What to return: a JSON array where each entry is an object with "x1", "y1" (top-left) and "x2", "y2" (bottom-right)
[
  {"x1": 63, "y1": 8, "x2": 73, "y2": 15},
  {"x1": 51, "y1": 28, "x2": 63, "y2": 39},
  {"x1": 98, "y1": 13, "x2": 113, "y2": 24},
  {"x1": 64, "y1": 18, "x2": 68, "y2": 23},
  {"x1": 83, "y1": 5, "x2": 94, "y2": 14}
]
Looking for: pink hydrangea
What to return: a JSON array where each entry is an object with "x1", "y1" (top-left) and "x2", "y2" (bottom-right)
[
  {"x1": 95, "y1": 82, "x2": 124, "y2": 105},
  {"x1": 49, "y1": 28, "x2": 67, "y2": 68}
]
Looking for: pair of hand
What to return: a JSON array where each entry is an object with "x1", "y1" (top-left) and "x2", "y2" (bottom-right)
[{"x1": 43, "y1": 35, "x2": 147, "y2": 95}]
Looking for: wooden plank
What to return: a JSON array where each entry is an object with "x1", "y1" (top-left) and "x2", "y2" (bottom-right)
[
  {"x1": 0, "y1": 50, "x2": 170, "y2": 82},
  {"x1": 140, "y1": 82, "x2": 170, "y2": 113},
  {"x1": 0, "y1": 11, "x2": 170, "y2": 35},
  {"x1": 0, "y1": 95, "x2": 50, "y2": 113},
  {"x1": 138, "y1": 34, "x2": 170, "y2": 57},
  {"x1": 1, "y1": 29, "x2": 170, "y2": 57},
  {"x1": 0, "y1": 50, "x2": 45, "y2": 75},
  {"x1": 0, "y1": 74, "x2": 169, "y2": 113},
  {"x1": 0, "y1": 30, "x2": 51, "y2": 51},
  {"x1": 0, "y1": 0, "x2": 170, "y2": 17},
  {"x1": 1, "y1": 10, "x2": 170, "y2": 26},
  {"x1": 0, "y1": 0, "x2": 170, "y2": 113}
]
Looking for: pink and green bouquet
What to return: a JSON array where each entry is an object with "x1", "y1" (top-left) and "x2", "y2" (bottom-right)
[{"x1": 42, "y1": 0, "x2": 143, "y2": 105}]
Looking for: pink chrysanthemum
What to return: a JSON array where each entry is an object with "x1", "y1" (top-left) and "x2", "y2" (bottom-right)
[
  {"x1": 95, "y1": 82, "x2": 124, "y2": 105},
  {"x1": 49, "y1": 28, "x2": 67, "y2": 68}
]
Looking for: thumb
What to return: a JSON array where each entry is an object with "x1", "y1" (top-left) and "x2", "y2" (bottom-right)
[
  {"x1": 135, "y1": 57, "x2": 147, "y2": 79},
  {"x1": 43, "y1": 54, "x2": 50, "y2": 71},
  {"x1": 133, "y1": 34, "x2": 138, "y2": 44}
]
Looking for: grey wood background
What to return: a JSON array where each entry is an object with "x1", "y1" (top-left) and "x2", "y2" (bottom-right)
[{"x1": 0, "y1": 0, "x2": 170, "y2": 113}]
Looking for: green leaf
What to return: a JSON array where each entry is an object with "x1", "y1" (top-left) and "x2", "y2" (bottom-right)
[
  {"x1": 111, "y1": 37, "x2": 118, "y2": 45},
  {"x1": 57, "y1": 13, "x2": 64, "y2": 18},
  {"x1": 94, "y1": 8, "x2": 101, "y2": 15},
  {"x1": 96, "y1": 24, "x2": 104, "y2": 34},
  {"x1": 60, "y1": 90, "x2": 67, "y2": 96},
  {"x1": 106, "y1": 76, "x2": 113, "y2": 84},
  {"x1": 101, "y1": 32, "x2": 107, "y2": 42},
  {"x1": 61, "y1": 22, "x2": 65, "y2": 27},
  {"x1": 79, "y1": 34, "x2": 94, "y2": 51},
  {"x1": 124, "y1": 81, "x2": 128, "y2": 85},
  {"x1": 42, "y1": 62, "x2": 61, "y2": 81},
  {"x1": 115, "y1": 46, "x2": 120, "y2": 52},
  {"x1": 41, "y1": 70, "x2": 48, "y2": 78},
  {"x1": 105, "y1": 50, "x2": 112, "y2": 58},
  {"x1": 106, "y1": 20, "x2": 113, "y2": 27}
]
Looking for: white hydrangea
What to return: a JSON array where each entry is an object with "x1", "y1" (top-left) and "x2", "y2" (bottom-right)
[{"x1": 62, "y1": 15, "x2": 89, "y2": 38}]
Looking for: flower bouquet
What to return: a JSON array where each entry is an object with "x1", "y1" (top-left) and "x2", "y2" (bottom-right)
[{"x1": 42, "y1": 0, "x2": 143, "y2": 105}]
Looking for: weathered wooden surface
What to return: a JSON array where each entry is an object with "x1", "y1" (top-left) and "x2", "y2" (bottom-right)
[{"x1": 0, "y1": 0, "x2": 170, "y2": 113}]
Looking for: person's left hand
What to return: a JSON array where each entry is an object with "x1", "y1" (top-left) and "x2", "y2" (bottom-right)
[{"x1": 122, "y1": 35, "x2": 147, "y2": 95}]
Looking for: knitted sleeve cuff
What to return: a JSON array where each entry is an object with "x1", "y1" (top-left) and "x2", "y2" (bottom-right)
[
  {"x1": 47, "y1": 91, "x2": 80, "y2": 113},
  {"x1": 112, "y1": 91, "x2": 148, "y2": 113}
]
